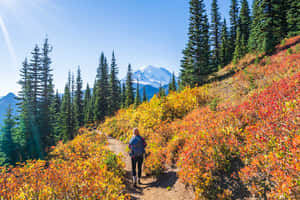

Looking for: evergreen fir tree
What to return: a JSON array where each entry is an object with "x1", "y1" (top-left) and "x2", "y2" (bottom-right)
[
  {"x1": 125, "y1": 64, "x2": 134, "y2": 107},
  {"x1": 229, "y1": 0, "x2": 239, "y2": 60},
  {"x1": 248, "y1": 0, "x2": 260, "y2": 52},
  {"x1": 220, "y1": 19, "x2": 230, "y2": 67},
  {"x1": 121, "y1": 83, "x2": 126, "y2": 107},
  {"x1": 50, "y1": 89, "x2": 61, "y2": 143},
  {"x1": 210, "y1": 0, "x2": 221, "y2": 71},
  {"x1": 83, "y1": 84, "x2": 93, "y2": 124},
  {"x1": 287, "y1": 0, "x2": 300, "y2": 36},
  {"x1": 108, "y1": 51, "x2": 120, "y2": 115},
  {"x1": 17, "y1": 58, "x2": 32, "y2": 160},
  {"x1": 29, "y1": 45, "x2": 42, "y2": 116},
  {"x1": 181, "y1": 0, "x2": 211, "y2": 87},
  {"x1": 168, "y1": 72, "x2": 177, "y2": 92},
  {"x1": 74, "y1": 67, "x2": 84, "y2": 129},
  {"x1": 28, "y1": 45, "x2": 43, "y2": 159},
  {"x1": 0, "y1": 105, "x2": 16, "y2": 165},
  {"x1": 59, "y1": 82, "x2": 73, "y2": 141},
  {"x1": 94, "y1": 53, "x2": 109, "y2": 121},
  {"x1": 180, "y1": 42, "x2": 194, "y2": 86},
  {"x1": 39, "y1": 38, "x2": 55, "y2": 149},
  {"x1": 134, "y1": 79, "x2": 141, "y2": 108},
  {"x1": 239, "y1": 0, "x2": 251, "y2": 52},
  {"x1": 142, "y1": 87, "x2": 147, "y2": 102},
  {"x1": 249, "y1": 0, "x2": 288, "y2": 54},
  {"x1": 233, "y1": 27, "x2": 246, "y2": 62},
  {"x1": 158, "y1": 84, "x2": 166, "y2": 98}
]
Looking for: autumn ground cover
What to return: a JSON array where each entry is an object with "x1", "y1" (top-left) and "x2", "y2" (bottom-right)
[
  {"x1": 100, "y1": 36, "x2": 300, "y2": 199},
  {"x1": 0, "y1": 130, "x2": 129, "y2": 200}
]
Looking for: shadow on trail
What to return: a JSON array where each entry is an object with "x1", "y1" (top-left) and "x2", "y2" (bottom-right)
[
  {"x1": 124, "y1": 169, "x2": 178, "y2": 198},
  {"x1": 142, "y1": 171, "x2": 178, "y2": 189}
]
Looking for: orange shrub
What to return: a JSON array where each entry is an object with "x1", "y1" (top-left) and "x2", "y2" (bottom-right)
[{"x1": 0, "y1": 131, "x2": 129, "y2": 200}]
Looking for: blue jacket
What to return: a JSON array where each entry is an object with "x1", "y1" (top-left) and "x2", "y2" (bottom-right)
[{"x1": 129, "y1": 135, "x2": 146, "y2": 157}]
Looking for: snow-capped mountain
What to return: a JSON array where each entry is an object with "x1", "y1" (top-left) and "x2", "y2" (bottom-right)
[
  {"x1": 123, "y1": 65, "x2": 175, "y2": 88},
  {"x1": 122, "y1": 65, "x2": 178, "y2": 100}
]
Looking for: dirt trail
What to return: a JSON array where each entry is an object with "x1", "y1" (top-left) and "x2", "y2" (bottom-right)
[{"x1": 106, "y1": 136, "x2": 194, "y2": 200}]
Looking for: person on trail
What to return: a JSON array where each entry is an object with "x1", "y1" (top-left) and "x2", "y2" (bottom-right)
[{"x1": 129, "y1": 128, "x2": 146, "y2": 186}]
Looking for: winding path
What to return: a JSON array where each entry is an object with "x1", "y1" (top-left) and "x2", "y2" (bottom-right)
[{"x1": 105, "y1": 135, "x2": 194, "y2": 200}]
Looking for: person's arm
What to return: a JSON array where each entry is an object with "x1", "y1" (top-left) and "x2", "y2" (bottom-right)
[{"x1": 142, "y1": 137, "x2": 147, "y2": 148}]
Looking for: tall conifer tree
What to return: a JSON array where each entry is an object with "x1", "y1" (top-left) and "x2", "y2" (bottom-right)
[
  {"x1": 125, "y1": 64, "x2": 134, "y2": 107},
  {"x1": 83, "y1": 84, "x2": 93, "y2": 124},
  {"x1": 59, "y1": 82, "x2": 73, "y2": 141},
  {"x1": 142, "y1": 87, "x2": 147, "y2": 102},
  {"x1": 287, "y1": 0, "x2": 300, "y2": 36},
  {"x1": 40, "y1": 38, "x2": 55, "y2": 148},
  {"x1": 74, "y1": 67, "x2": 84, "y2": 129},
  {"x1": 229, "y1": 0, "x2": 239, "y2": 60},
  {"x1": 108, "y1": 51, "x2": 120, "y2": 115},
  {"x1": 134, "y1": 80, "x2": 141, "y2": 108},
  {"x1": 220, "y1": 19, "x2": 230, "y2": 67},
  {"x1": 210, "y1": 0, "x2": 221, "y2": 71},
  {"x1": 0, "y1": 105, "x2": 16, "y2": 165},
  {"x1": 181, "y1": 0, "x2": 210, "y2": 87},
  {"x1": 239, "y1": 0, "x2": 251, "y2": 49},
  {"x1": 94, "y1": 53, "x2": 109, "y2": 121}
]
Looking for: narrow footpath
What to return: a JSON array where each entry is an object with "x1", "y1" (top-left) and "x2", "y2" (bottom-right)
[{"x1": 106, "y1": 135, "x2": 194, "y2": 200}]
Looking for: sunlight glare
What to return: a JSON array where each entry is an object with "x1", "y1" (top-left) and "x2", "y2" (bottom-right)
[{"x1": 0, "y1": 15, "x2": 18, "y2": 66}]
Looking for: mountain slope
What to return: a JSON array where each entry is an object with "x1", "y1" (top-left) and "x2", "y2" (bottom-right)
[
  {"x1": 0, "y1": 93, "x2": 17, "y2": 127},
  {"x1": 101, "y1": 36, "x2": 300, "y2": 199}
]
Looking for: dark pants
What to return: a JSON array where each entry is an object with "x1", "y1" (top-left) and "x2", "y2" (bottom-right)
[{"x1": 131, "y1": 155, "x2": 144, "y2": 178}]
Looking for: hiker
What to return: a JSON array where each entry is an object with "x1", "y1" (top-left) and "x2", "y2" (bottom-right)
[{"x1": 129, "y1": 128, "x2": 147, "y2": 186}]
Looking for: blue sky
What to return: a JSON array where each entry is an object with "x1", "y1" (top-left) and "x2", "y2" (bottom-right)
[{"x1": 0, "y1": 0, "x2": 252, "y2": 96}]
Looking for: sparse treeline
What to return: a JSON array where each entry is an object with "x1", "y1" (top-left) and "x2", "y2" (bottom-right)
[
  {"x1": 0, "y1": 40, "x2": 156, "y2": 166},
  {"x1": 181, "y1": 0, "x2": 300, "y2": 87}
]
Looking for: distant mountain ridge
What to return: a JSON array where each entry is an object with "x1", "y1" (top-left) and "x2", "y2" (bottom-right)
[{"x1": 0, "y1": 93, "x2": 18, "y2": 128}]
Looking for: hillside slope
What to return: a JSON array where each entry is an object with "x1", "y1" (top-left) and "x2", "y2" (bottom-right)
[
  {"x1": 100, "y1": 36, "x2": 300, "y2": 199},
  {"x1": 0, "y1": 36, "x2": 298, "y2": 200}
]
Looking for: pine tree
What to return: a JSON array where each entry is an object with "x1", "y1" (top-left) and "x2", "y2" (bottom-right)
[
  {"x1": 233, "y1": 27, "x2": 246, "y2": 62},
  {"x1": 220, "y1": 19, "x2": 230, "y2": 67},
  {"x1": 168, "y1": 72, "x2": 177, "y2": 92},
  {"x1": 210, "y1": 0, "x2": 221, "y2": 71},
  {"x1": 248, "y1": 0, "x2": 260, "y2": 52},
  {"x1": 50, "y1": 89, "x2": 61, "y2": 143},
  {"x1": 83, "y1": 84, "x2": 93, "y2": 124},
  {"x1": 28, "y1": 45, "x2": 43, "y2": 159},
  {"x1": 29, "y1": 45, "x2": 42, "y2": 116},
  {"x1": 134, "y1": 79, "x2": 141, "y2": 108},
  {"x1": 180, "y1": 42, "x2": 194, "y2": 86},
  {"x1": 39, "y1": 38, "x2": 55, "y2": 149},
  {"x1": 287, "y1": 0, "x2": 300, "y2": 36},
  {"x1": 108, "y1": 51, "x2": 120, "y2": 115},
  {"x1": 158, "y1": 84, "x2": 166, "y2": 98},
  {"x1": 121, "y1": 83, "x2": 126, "y2": 107},
  {"x1": 94, "y1": 53, "x2": 109, "y2": 121},
  {"x1": 249, "y1": 0, "x2": 288, "y2": 54},
  {"x1": 239, "y1": 0, "x2": 251, "y2": 51},
  {"x1": 181, "y1": 0, "x2": 211, "y2": 87},
  {"x1": 74, "y1": 67, "x2": 84, "y2": 129},
  {"x1": 142, "y1": 87, "x2": 147, "y2": 102},
  {"x1": 229, "y1": 0, "x2": 239, "y2": 60},
  {"x1": 125, "y1": 64, "x2": 134, "y2": 107},
  {"x1": 59, "y1": 82, "x2": 73, "y2": 141},
  {"x1": 0, "y1": 105, "x2": 16, "y2": 165},
  {"x1": 17, "y1": 58, "x2": 32, "y2": 160}
]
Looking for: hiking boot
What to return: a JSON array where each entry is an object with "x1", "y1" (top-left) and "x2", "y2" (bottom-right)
[{"x1": 133, "y1": 176, "x2": 137, "y2": 187}]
